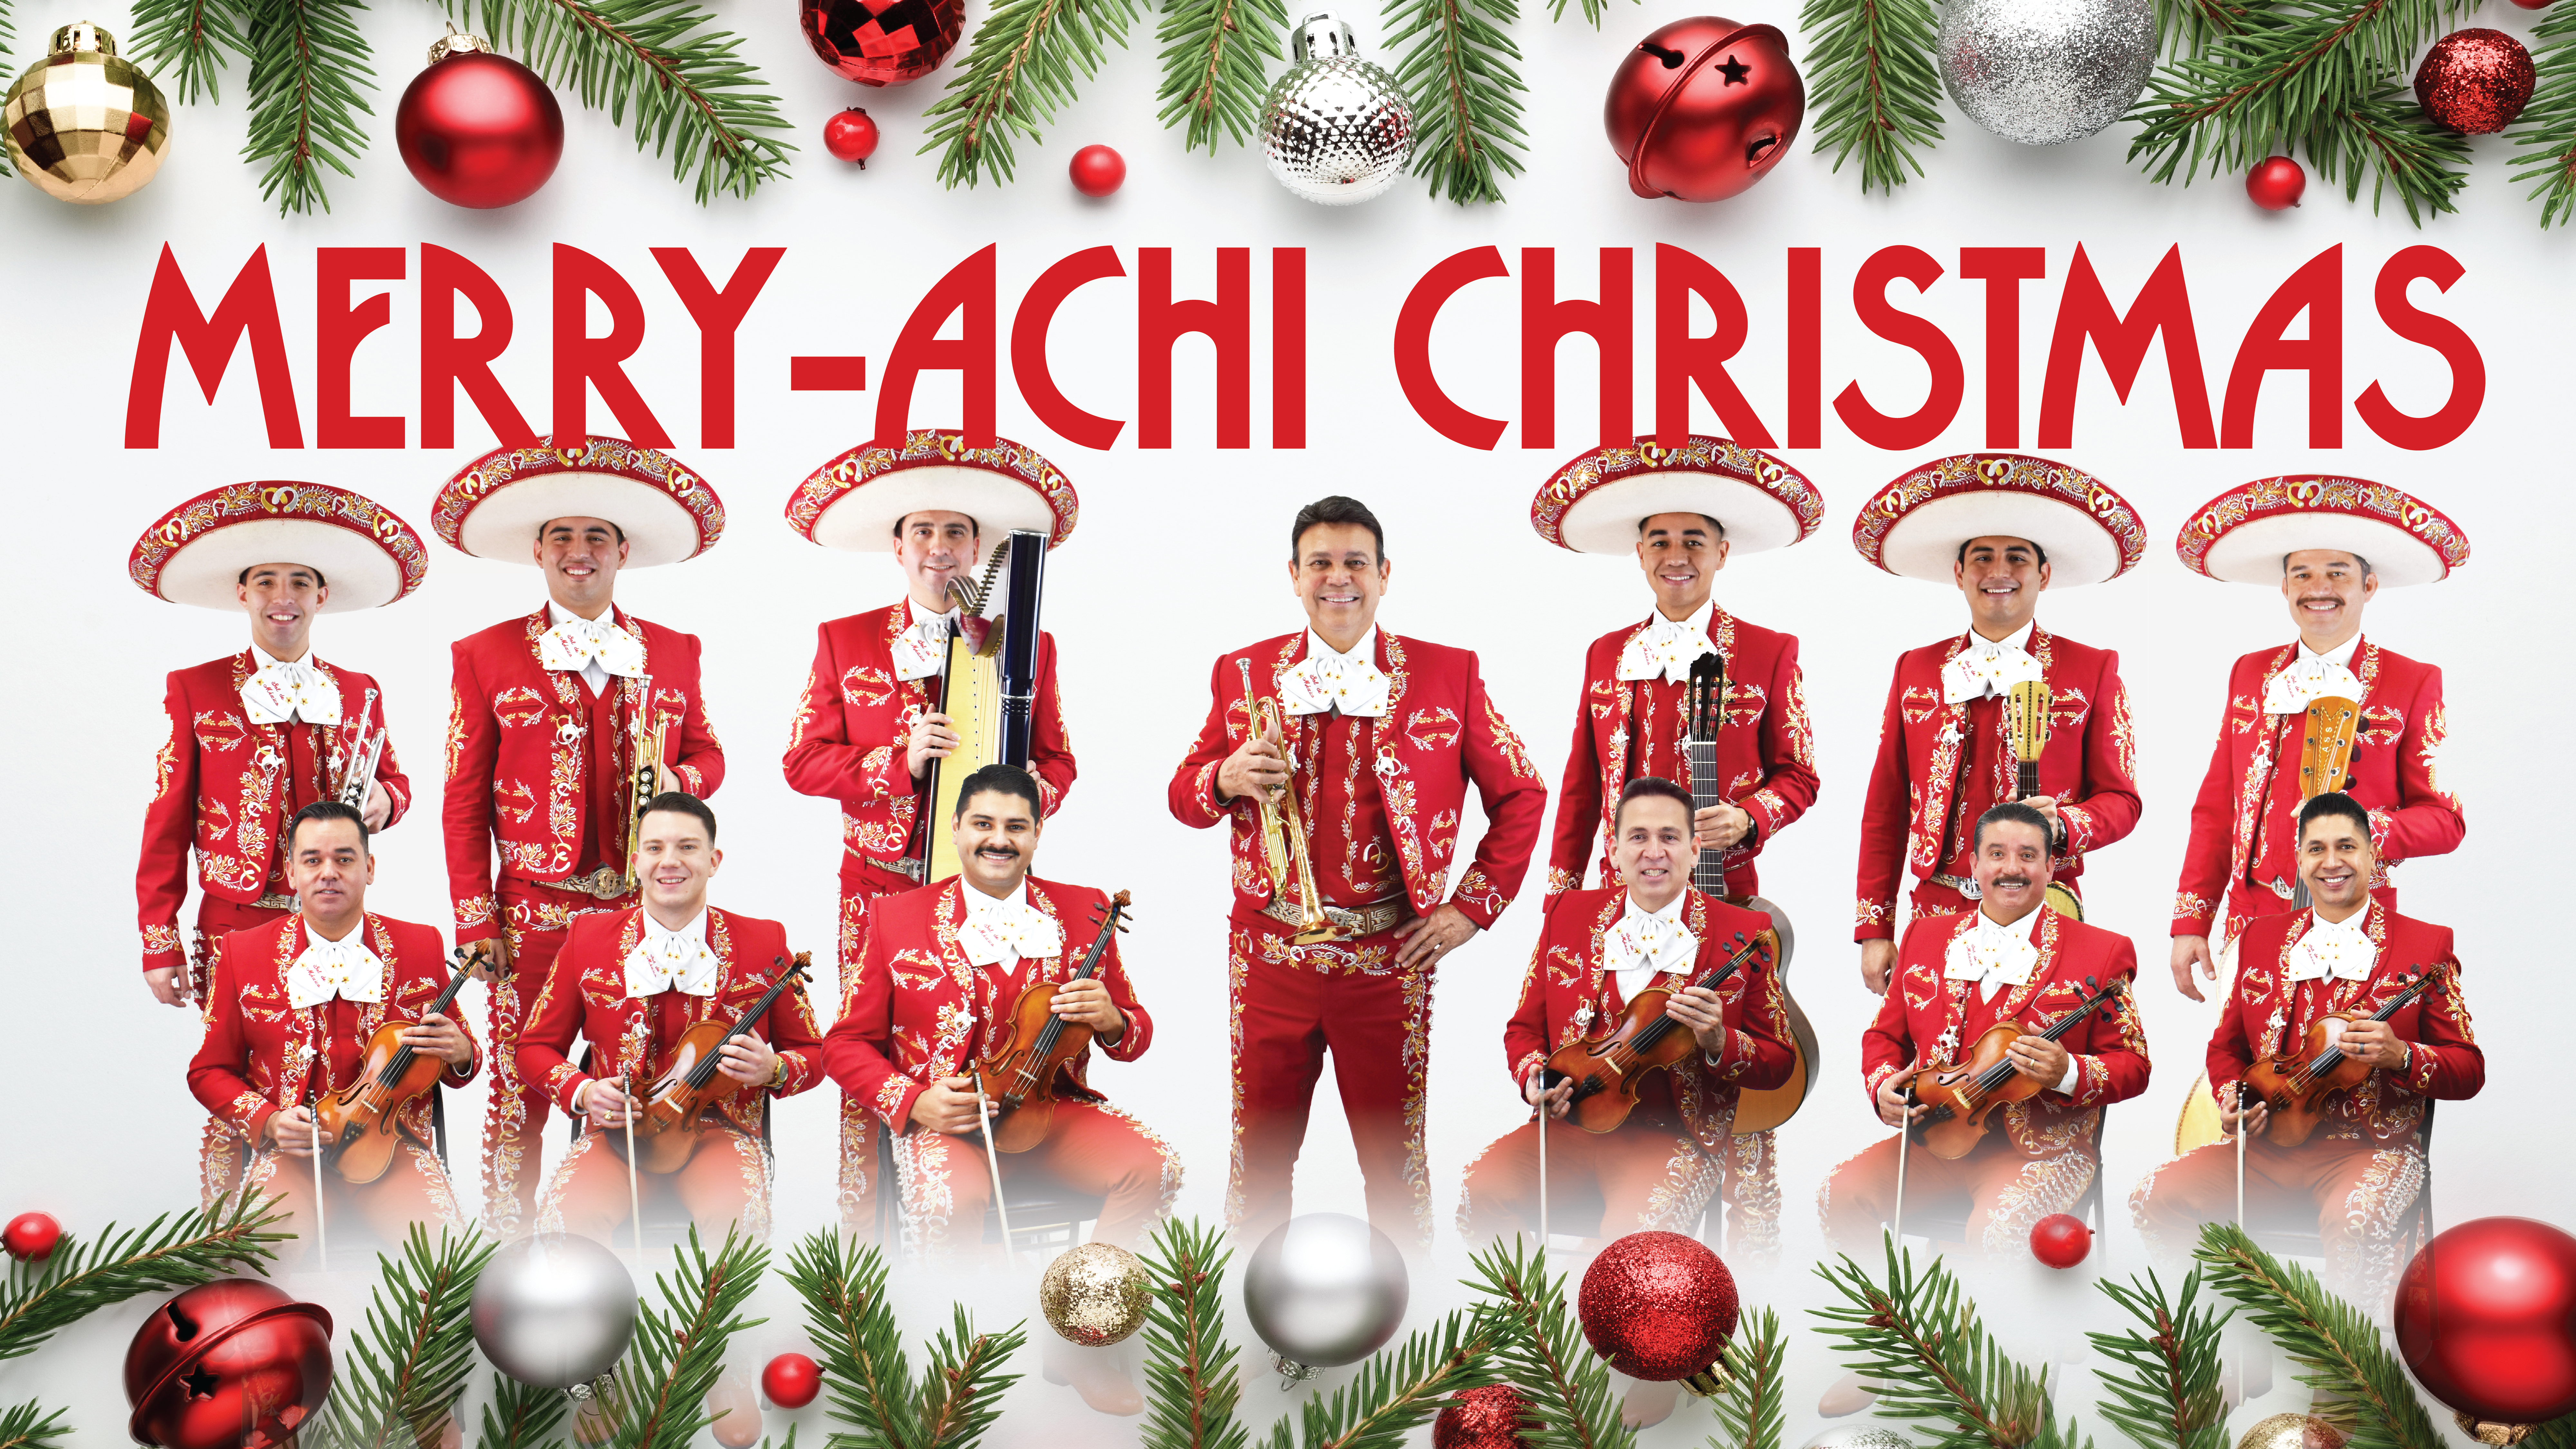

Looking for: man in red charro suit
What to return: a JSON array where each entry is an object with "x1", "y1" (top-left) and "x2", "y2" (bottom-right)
[
  {"x1": 130, "y1": 482, "x2": 428, "y2": 1204},
  {"x1": 1169, "y1": 496, "x2": 1547, "y2": 1251},
  {"x1": 435, "y1": 437, "x2": 729, "y2": 1236},
  {"x1": 2133, "y1": 792, "x2": 2478, "y2": 1305},
  {"x1": 188, "y1": 801, "x2": 477, "y2": 1269},
  {"x1": 2166, "y1": 479, "x2": 2468, "y2": 1002},
  {"x1": 780, "y1": 432, "x2": 1081, "y2": 1234},
  {"x1": 1851, "y1": 455, "x2": 2146, "y2": 995}
]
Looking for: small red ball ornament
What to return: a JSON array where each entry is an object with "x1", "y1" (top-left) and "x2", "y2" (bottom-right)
[
  {"x1": 2030, "y1": 1213, "x2": 2092, "y2": 1269},
  {"x1": 762, "y1": 1352, "x2": 821, "y2": 1409},
  {"x1": 823, "y1": 108, "x2": 880, "y2": 166},
  {"x1": 395, "y1": 33, "x2": 564, "y2": 208},
  {"x1": 2, "y1": 1212, "x2": 61, "y2": 1261},
  {"x1": 1577, "y1": 1230, "x2": 1739, "y2": 1390},
  {"x1": 2246, "y1": 155, "x2": 2305, "y2": 210},
  {"x1": 800, "y1": 0, "x2": 964, "y2": 86},
  {"x1": 2510, "y1": 0, "x2": 2552, "y2": 12},
  {"x1": 1069, "y1": 144, "x2": 1125, "y2": 197},
  {"x1": 125, "y1": 1279, "x2": 334, "y2": 1449},
  {"x1": 2395, "y1": 1217, "x2": 2576, "y2": 1426},
  {"x1": 1604, "y1": 16, "x2": 1804, "y2": 202},
  {"x1": 1433, "y1": 1384, "x2": 1532, "y2": 1449},
  {"x1": 2414, "y1": 29, "x2": 2536, "y2": 134}
]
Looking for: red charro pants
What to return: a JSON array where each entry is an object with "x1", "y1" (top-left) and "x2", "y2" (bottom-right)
[
  {"x1": 191, "y1": 897, "x2": 296, "y2": 1207},
  {"x1": 480, "y1": 880, "x2": 632, "y2": 1238},
  {"x1": 832, "y1": 873, "x2": 914, "y2": 1236},
  {"x1": 1818, "y1": 1132, "x2": 2095, "y2": 1259},
  {"x1": 1456, "y1": 1117, "x2": 1721, "y2": 1242},
  {"x1": 244, "y1": 1138, "x2": 463, "y2": 1271},
  {"x1": 2130, "y1": 1133, "x2": 2425, "y2": 1305},
  {"x1": 890, "y1": 1100, "x2": 1178, "y2": 1262},
  {"x1": 537, "y1": 1124, "x2": 772, "y2": 1245}
]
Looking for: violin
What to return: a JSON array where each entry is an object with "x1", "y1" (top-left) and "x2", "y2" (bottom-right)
[
  {"x1": 2240, "y1": 970, "x2": 2431, "y2": 1147},
  {"x1": 971, "y1": 891, "x2": 1132, "y2": 1153},
  {"x1": 622, "y1": 953, "x2": 811, "y2": 1174},
  {"x1": 319, "y1": 947, "x2": 495, "y2": 1184},
  {"x1": 1539, "y1": 927, "x2": 1775, "y2": 1135},
  {"x1": 1910, "y1": 974, "x2": 2118, "y2": 1161}
]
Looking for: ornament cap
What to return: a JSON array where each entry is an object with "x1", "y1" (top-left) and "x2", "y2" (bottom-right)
[
  {"x1": 1290, "y1": 12, "x2": 1361, "y2": 60},
  {"x1": 427, "y1": 29, "x2": 495, "y2": 62},
  {"x1": 49, "y1": 21, "x2": 115, "y2": 56}
]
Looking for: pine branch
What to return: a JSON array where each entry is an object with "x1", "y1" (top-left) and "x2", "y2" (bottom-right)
[
  {"x1": 782, "y1": 1228, "x2": 921, "y2": 1449},
  {"x1": 475, "y1": 1372, "x2": 571, "y2": 1449},
  {"x1": 1800, "y1": 0, "x2": 1944, "y2": 192},
  {"x1": 914, "y1": 1305, "x2": 1026, "y2": 1449},
  {"x1": 306, "y1": 1228, "x2": 496, "y2": 1449},
  {"x1": 2192, "y1": 1224, "x2": 2440, "y2": 1449},
  {"x1": 1154, "y1": 0, "x2": 1288, "y2": 151},
  {"x1": 2088, "y1": 1270, "x2": 2230, "y2": 1449},
  {"x1": 129, "y1": 0, "x2": 250, "y2": 103},
  {"x1": 1385, "y1": 0, "x2": 1529, "y2": 204},
  {"x1": 0, "y1": 1190, "x2": 289, "y2": 1365},
  {"x1": 2299, "y1": 82, "x2": 2471, "y2": 222},
  {"x1": 240, "y1": 0, "x2": 374, "y2": 214},
  {"x1": 1460, "y1": 1238, "x2": 1631, "y2": 1449},
  {"x1": 1543, "y1": 0, "x2": 1633, "y2": 35},
  {"x1": 1257, "y1": 1309, "x2": 1504, "y2": 1449},
  {"x1": 1709, "y1": 1307, "x2": 1786, "y2": 1449},
  {"x1": 1139, "y1": 1217, "x2": 1249, "y2": 1449},
  {"x1": 1811, "y1": 1237, "x2": 2088, "y2": 1449},
  {"x1": 922, "y1": 0, "x2": 1145, "y2": 187},
  {"x1": 2524, "y1": 1413, "x2": 2576, "y2": 1449},
  {"x1": 444, "y1": 0, "x2": 794, "y2": 202},
  {"x1": 601, "y1": 1226, "x2": 769, "y2": 1449},
  {"x1": 2509, "y1": 0, "x2": 2576, "y2": 225},
  {"x1": 2156, "y1": 0, "x2": 2255, "y2": 57},
  {"x1": 0, "y1": 1401, "x2": 69, "y2": 1449}
]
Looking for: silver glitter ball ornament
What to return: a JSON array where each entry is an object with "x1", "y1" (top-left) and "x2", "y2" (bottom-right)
[
  {"x1": 470, "y1": 1234, "x2": 638, "y2": 1390},
  {"x1": 1259, "y1": 12, "x2": 1415, "y2": 205},
  {"x1": 1800, "y1": 1428, "x2": 1913, "y2": 1449},
  {"x1": 1243, "y1": 1212, "x2": 1409, "y2": 1371},
  {"x1": 1937, "y1": 0, "x2": 2153, "y2": 145}
]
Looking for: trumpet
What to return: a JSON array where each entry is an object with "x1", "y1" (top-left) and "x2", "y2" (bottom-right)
[
  {"x1": 1237, "y1": 660, "x2": 1341, "y2": 945},
  {"x1": 336, "y1": 725, "x2": 387, "y2": 812},
  {"x1": 622, "y1": 674, "x2": 670, "y2": 892}
]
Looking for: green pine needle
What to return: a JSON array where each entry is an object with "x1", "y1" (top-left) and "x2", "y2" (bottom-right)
[
  {"x1": 782, "y1": 1227, "x2": 919, "y2": 1448},
  {"x1": 1811, "y1": 1236, "x2": 2089, "y2": 1449},
  {"x1": 922, "y1": 0, "x2": 1145, "y2": 187},
  {"x1": 304, "y1": 1228, "x2": 496, "y2": 1449},
  {"x1": 1709, "y1": 1307, "x2": 1787, "y2": 1449},
  {"x1": 475, "y1": 1371, "x2": 572, "y2": 1449},
  {"x1": 1255, "y1": 1307, "x2": 1504, "y2": 1449},
  {"x1": 1139, "y1": 1217, "x2": 1249, "y2": 1449},
  {"x1": 914, "y1": 1304, "x2": 1027, "y2": 1449},
  {"x1": 1459, "y1": 1238, "x2": 1631, "y2": 1449},
  {"x1": 0, "y1": 1189, "x2": 289, "y2": 1366},
  {"x1": 598, "y1": 1226, "x2": 769, "y2": 1449},
  {"x1": 2155, "y1": 0, "x2": 2255, "y2": 57},
  {"x1": 0, "y1": 1400, "x2": 69, "y2": 1449},
  {"x1": 2508, "y1": 0, "x2": 2576, "y2": 225},
  {"x1": 129, "y1": 0, "x2": 250, "y2": 103},
  {"x1": 1154, "y1": 0, "x2": 1287, "y2": 150},
  {"x1": 1800, "y1": 0, "x2": 1945, "y2": 192},
  {"x1": 2192, "y1": 1223, "x2": 2441, "y2": 1449},
  {"x1": 2086, "y1": 1270, "x2": 2230, "y2": 1449},
  {"x1": 241, "y1": 0, "x2": 375, "y2": 214},
  {"x1": 1543, "y1": 0, "x2": 1634, "y2": 35},
  {"x1": 1384, "y1": 0, "x2": 1530, "y2": 204}
]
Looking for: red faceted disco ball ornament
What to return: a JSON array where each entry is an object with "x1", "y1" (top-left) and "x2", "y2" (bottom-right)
[
  {"x1": 800, "y1": 0, "x2": 964, "y2": 87},
  {"x1": 1432, "y1": 1384, "x2": 1533, "y2": 1449},
  {"x1": 2395, "y1": 1217, "x2": 2576, "y2": 1425},
  {"x1": 762, "y1": 1351, "x2": 821, "y2": 1409},
  {"x1": 125, "y1": 1278, "x2": 334, "y2": 1449},
  {"x1": 2246, "y1": 155, "x2": 2305, "y2": 210},
  {"x1": 2414, "y1": 28, "x2": 2536, "y2": 135},
  {"x1": 2029, "y1": 1213, "x2": 2092, "y2": 1269},
  {"x1": 1603, "y1": 16, "x2": 1804, "y2": 202},
  {"x1": 2, "y1": 1211, "x2": 61, "y2": 1261},
  {"x1": 1577, "y1": 1230, "x2": 1739, "y2": 1387},
  {"x1": 394, "y1": 33, "x2": 565, "y2": 208}
]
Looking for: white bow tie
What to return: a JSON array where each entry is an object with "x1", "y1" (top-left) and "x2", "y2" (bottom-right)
[
  {"x1": 891, "y1": 614, "x2": 957, "y2": 682},
  {"x1": 241, "y1": 658, "x2": 340, "y2": 726},
  {"x1": 1941, "y1": 637, "x2": 2044, "y2": 704},
  {"x1": 1603, "y1": 904, "x2": 1698, "y2": 981},
  {"x1": 1945, "y1": 917, "x2": 2040, "y2": 993},
  {"x1": 539, "y1": 617, "x2": 647, "y2": 679},
  {"x1": 1277, "y1": 643, "x2": 1389, "y2": 718},
  {"x1": 286, "y1": 932, "x2": 385, "y2": 1009},
  {"x1": 2263, "y1": 656, "x2": 2366, "y2": 715},
  {"x1": 2285, "y1": 916, "x2": 2375, "y2": 982},
  {"x1": 623, "y1": 927, "x2": 720, "y2": 998},
  {"x1": 1615, "y1": 616, "x2": 1717, "y2": 685},
  {"x1": 958, "y1": 897, "x2": 1065, "y2": 968}
]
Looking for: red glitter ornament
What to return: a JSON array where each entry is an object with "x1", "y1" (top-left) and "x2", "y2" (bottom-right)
[
  {"x1": 2414, "y1": 29, "x2": 2535, "y2": 135},
  {"x1": 1069, "y1": 144, "x2": 1126, "y2": 197},
  {"x1": 394, "y1": 33, "x2": 564, "y2": 209},
  {"x1": 1603, "y1": 16, "x2": 1805, "y2": 202},
  {"x1": 1577, "y1": 1230, "x2": 1738, "y2": 1391},
  {"x1": 125, "y1": 1279, "x2": 333, "y2": 1449},
  {"x1": 2395, "y1": 1217, "x2": 2576, "y2": 1426},
  {"x1": 2029, "y1": 1213, "x2": 2092, "y2": 1269},
  {"x1": 1433, "y1": 1384, "x2": 1532, "y2": 1449},
  {"x1": 2246, "y1": 155, "x2": 2306, "y2": 210},
  {"x1": 800, "y1": 0, "x2": 963, "y2": 87},
  {"x1": 823, "y1": 108, "x2": 880, "y2": 166},
  {"x1": 762, "y1": 1352, "x2": 821, "y2": 1409},
  {"x1": 2, "y1": 1212, "x2": 60, "y2": 1261}
]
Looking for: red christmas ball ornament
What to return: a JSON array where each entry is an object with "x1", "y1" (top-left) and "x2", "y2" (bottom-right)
[
  {"x1": 2395, "y1": 1217, "x2": 2576, "y2": 1426},
  {"x1": 1604, "y1": 16, "x2": 1804, "y2": 203},
  {"x1": 2510, "y1": 0, "x2": 2553, "y2": 12},
  {"x1": 800, "y1": 0, "x2": 963, "y2": 86},
  {"x1": 2414, "y1": 28, "x2": 2535, "y2": 134},
  {"x1": 2029, "y1": 1213, "x2": 2092, "y2": 1269},
  {"x1": 395, "y1": 33, "x2": 564, "y2": 208},
  {"x1": 1069, "y1": 144, "x2": 1126, "y2": 197},
  {"x1": 1433, "y1": 1384, "x2": 1532, "y2": 1449},
  {"x1": 1577, "y1": 1230, "x2": 1739, "y2": 1391},
  {"x1": 823, "y1": 108, "x2": 881, "y2": 166},
  {"x1": 125, "y1": 1279, "x2": 333, "y2": 1449},
  {"x1": 2246, "y1": 155, "x2": 2306, "y2": 210},
  {"x1": 762, "y1": 1352, "x2": 822, "y2": 1409},
  {"x1": 2, "y1": 1212, "x2": 61, "y2": 1261}
]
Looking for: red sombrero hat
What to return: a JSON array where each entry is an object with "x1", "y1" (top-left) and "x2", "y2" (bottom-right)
[
  {"x1": 129, "y1": 481, "x2": 429, "y2": 612},
  {"x1": 2176, "y1": 476, "x2": 2468, "y2": 587},
  {"x1": 434, "y1": 436, "x2": 724, "y2": 566},
  {"x1": 1852, "y1": 452, "x2": 2146, "y2": 587},
  {"x1": 786, "y1": 430, "x2": 1078, "y2": 552},
  {"x1": 1530, "y1": 436, "x2": 1823, "y2": 555}
]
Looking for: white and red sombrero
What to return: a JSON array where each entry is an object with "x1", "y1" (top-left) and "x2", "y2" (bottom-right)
[
  {"x1": 1852, "y1": 453, "x2": 2146, "y2": 587},
  {"x1": 433, "y1": 436, "x2": 724, "y2": 566},
  {"x1": 2176, "y1": 476, "x2": 2468, "y2": 587},
  {"x1": 785, "y1": 431, "x2": 1078, "y2": 552},
  {"x1": 1530, "y1": 436, "x2": 1823, "y2": 555},
  {"x1": 130, "y1": 481, "x2": 430, "y2": 612}
]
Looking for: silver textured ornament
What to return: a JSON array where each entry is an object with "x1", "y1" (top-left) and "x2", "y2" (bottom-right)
[
  {"x1": 470, "y1": 1234, "x2": 638, "y2": 1391},
  {"x1": 1259, "y1": 13, "x2": 1415, "y2": 205},
  {"x1": 1936, "y1": 0, "x2": 2152, "y2": 145},
  {"x1": 1243, "y1": 1212, "x2": 1409, "y2": 1378},
  {"x1": 1800, "y1": 1428, "x2": 1913, "y2": 1449}
]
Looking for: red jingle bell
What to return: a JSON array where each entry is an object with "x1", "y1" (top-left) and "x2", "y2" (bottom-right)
[
  {"x1": 125, "y1": 1279, "x2": 334, "y2": 1449},
  {"x1": 762, "y1": 1351, "x2": 821, "y2": 1408},
  {"x1": 3, "y1": 1211, "x2": 61, "y2": 1261},
  {"x1": 1577, "y1": 1230, "x2": 1739, "y2": 1391},
  {"x1": 800, "y1": 0, "x2": 964, "y2": 87},
  {"x1": 2395, "y1": 1217, "x2": 2576, "y2": 1426},
  {"x1": 1433, "y1": 1383, "x2": 1532, "y2": 1448},
  {"x1": 2030, "y1": 1213, "x2": 2092, "y2": 1269},
  {"x1": 1604, "y1": 16, "x2": 1804, "y2": 202},
  {"x1": 394, "y1": 33, "x2": 565, "y2": 209}
]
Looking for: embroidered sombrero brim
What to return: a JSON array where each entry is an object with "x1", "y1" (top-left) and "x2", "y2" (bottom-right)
[
  {"x1": 1852, "y1": 453, "x2": 2146, "y2": 588},
  {"x1": 788, "y1": 431, "x2": 1078, "y2": 552},
  {"x1": 1531, "y1": 437, "x2": 1823, "y2": 556},
  {"x1": 435, "y1": 437, "x2": 724, "y2": 567},
  {"x1": 130, "y1": 481, "x2": 429, "y2": 612},
  {"x1": 2177, "y1": 476, "x2": 2468, "y2": 587}
]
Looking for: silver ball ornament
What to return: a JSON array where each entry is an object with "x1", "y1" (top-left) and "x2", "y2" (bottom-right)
[
  {"x1": 1936, "y1": 0, "x2": 2153, "y2": 145},
  {"x1": 1259, "y1": 12, "x2": 1415, "y2": 205},
  {"x1": 471, "y1": 1234, "x2": 639, "y2": 1390},
  {"x1": 1243, "y1": 1212, "x2": 1409, "y2": 1371},
  {"x1": 1799, "y1": 1428, "x2": 1913, "y2": 1449}
]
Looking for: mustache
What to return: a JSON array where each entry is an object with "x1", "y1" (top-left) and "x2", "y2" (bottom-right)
[{"x1": 1989, "y1": 874, "x2": 2034, "y2": 890}]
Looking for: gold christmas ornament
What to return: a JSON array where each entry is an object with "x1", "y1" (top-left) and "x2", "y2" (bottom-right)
[
  {"x1": 2454, "y1": 1415, "x2": 2535, "y2": 1448},
  {"x1": 1039, "y1": 1242, "x2": 1152, "y2": 1347},
  {"x1": 4, "y1": 22, "x2": 172, "y2": 203},
  {"x1": 2236, "y1": 1414, "x2": 2348, "y2": 1449}
]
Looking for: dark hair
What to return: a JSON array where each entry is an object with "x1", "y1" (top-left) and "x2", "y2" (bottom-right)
[
  {"x1": 893, "y1": 511, "x2": 981, "y2": 540},
  {"x1": 2283, "y1": 550, "x2": 2373, "y2": 580},
  {"x1": 1637, "y1": 513, "x2": 1726, "y2": 540},
  {"x1": 2297, "y1": 791, "x2": 2371, "y2": 840},
  {"x1": 535, "y1": 518, "x2": 628, "y2": 545},
  {"x1": 287, "y1": 799, "x2": 369, "y2": 854},
  {"x1": 955, "y1": 762, "x2": 1044, "y2": 820},
  {"x1": 238, "y1": 563, "x2": 327, "y2": 588},
  {"x1": 1973, "y1": 801, "x2": 2052, "y2": 852},
  {"x1": 1291, "y1": 496, "x2": 1387, "y2": 563},
  {"x1": 1956, "y1": 537, "x2": 2049, "y2": 568},
  {"x1": 639, "y1": 790, "x2": 718, "y2": 844},
  {"x1": 1614, "y1": 775, "x2": 1696, "y2": 830}
]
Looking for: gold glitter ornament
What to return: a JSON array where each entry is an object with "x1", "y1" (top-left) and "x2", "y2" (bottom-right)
[
  {"x1": 1040, "y1": 1242, "x2": 1151, "y2": 1347},
  {"x1": 4, "y1": 22, "x2": 172, "y2": 203},
  {"x1": 2236, "y1": 1414, "x2": 2347, "y2": 1449}
]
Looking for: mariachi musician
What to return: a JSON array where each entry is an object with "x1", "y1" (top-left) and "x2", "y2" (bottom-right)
[
  {"x1": 780, "y1": 431, "x2": 1079, "y2": 1233},
  {"x1": 437, "y1": 437, "x2": 729, "y2": 1237},
  {"x1": 1169, "y1": 495, "x2": 1547, "y2": 1251},
  {"x1": 2132, "y1": 791, "x2": 2479, "y2": 1305},
  {"x1": 1851, "y1": 455, "x2": 2145, "y2": 994},
  {"x1": 129, "y1": 482, "x2": 425, "y2": 1203},
  {"x1": 2166, "y1": 478, "x2": 2468, "y2": 1001}
]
